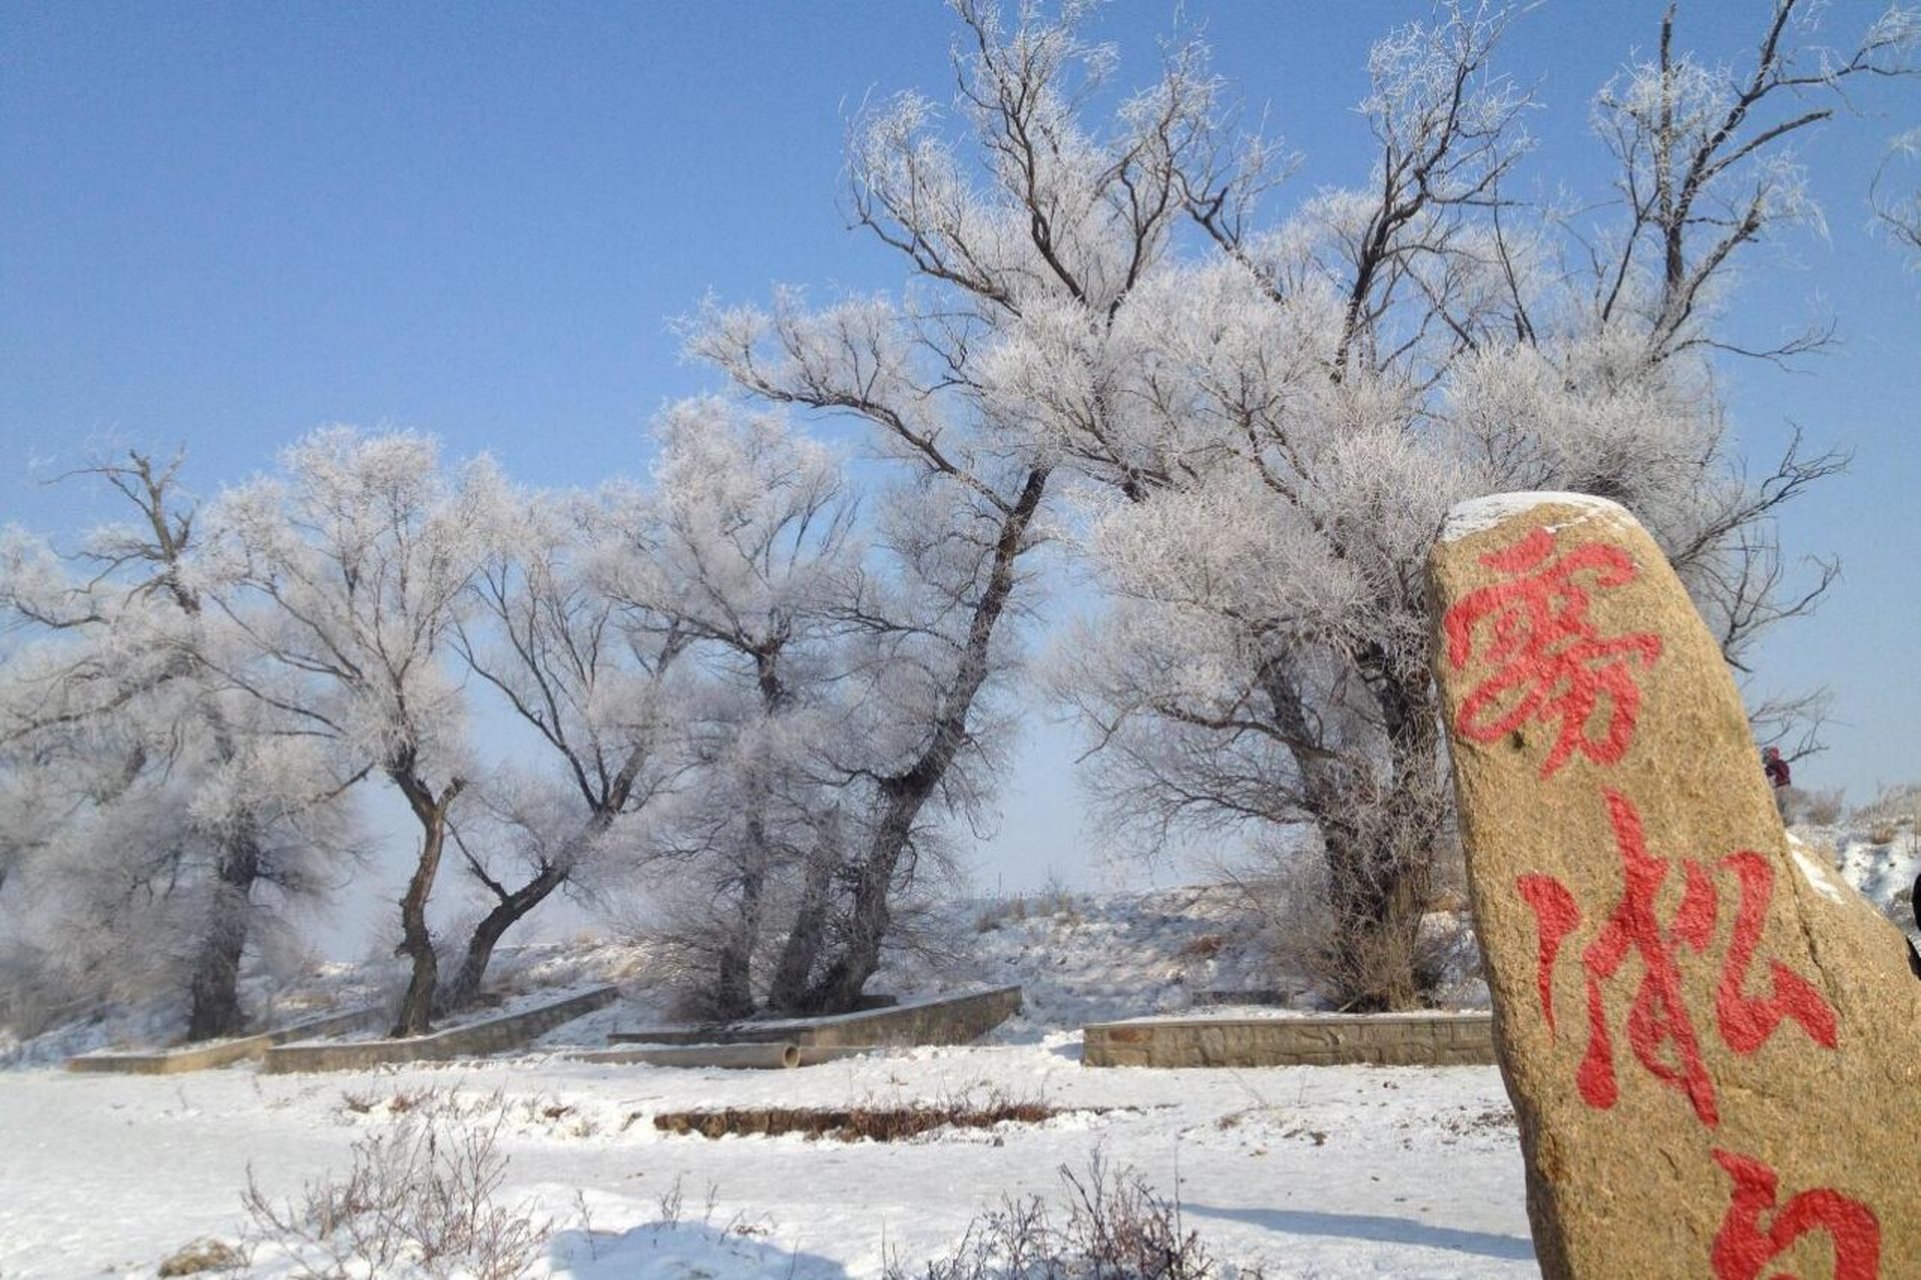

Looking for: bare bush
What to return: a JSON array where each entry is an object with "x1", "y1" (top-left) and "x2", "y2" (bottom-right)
[
  {"x1": 1224, "y1": 842, "x2": 1456, "y2": 1011},
  {"x1": 889, "y1": 1152, "x2": 1259, "y2": 1280},
  {"x1": 1788, "y1": 787, "x2": 1845, "y2": 827},
  {"x1": 1852, "y1": 782, "x2": 1921, "y2": 835},
  {"x1": 240, "y1": 1111, "x2": 549, "y2": 1280},
  {"x1": 0, "y1": 939, "x2": 88, "y2": 1046}
]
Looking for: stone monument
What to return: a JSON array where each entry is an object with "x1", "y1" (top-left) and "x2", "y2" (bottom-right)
[{"x1": 1428, "y1": 492, "x2": 1921, "y2": 1280}]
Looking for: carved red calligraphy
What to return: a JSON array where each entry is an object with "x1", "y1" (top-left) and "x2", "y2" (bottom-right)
[
  {"x1": 1710, "y1": 1149, "x2": 1879, "y2": 1280},
  {"x1": 1517, "y1": 790, "x2": 1838, "y2": 1128},
  {"x1": 1442, "y1": 526, "x2": 1662, "y2": 777}
]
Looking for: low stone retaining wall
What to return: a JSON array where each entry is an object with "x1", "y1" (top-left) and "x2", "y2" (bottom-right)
[
  {"x1": 610, "y1": 985, "x2": 1022, "y2": 1049},
  {"x1": 1082, "y1": 1011, "x2": 1496, "y2": 1068},
  {"x1": 569, "y1": 1042, "x2": 888, "y2": 1071},
  {"x1": 261, "y1": 985, "x2": 620, "y2": 1075},
  {"x1": 66, "y1": 1006, "x2": 384, "y2": 1075}
]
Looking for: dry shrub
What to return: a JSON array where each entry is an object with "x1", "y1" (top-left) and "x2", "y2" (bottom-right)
[
  {"x1": 241, "y1": 1111, "x2": 549, "y2": 1279},
  {"x1": 1852, "y1": 783, "x2": 1921, "y2": 835},
  {"x1": 0, "y1": 939, "x2": 80, "y2": 1045},
  {"x1": 888, "y1": 1152, "x2": 1260, "y2": 1279},
  {"x1": 1177, "y1": 934, "x2": 1225, "y2": 960},
  {"x1": 1234, "y1": 852, "x2": 1452, "y2": 1012},
  {"x1": 1791, "y1": 787, "x2": 1846, "y2": 827},
  {"x1": 157, "y1": 1238, "x2": 245, "y2": 1276},
  {"x1": 975, "y1": 895, "x2": 1029, "y2": 933}
]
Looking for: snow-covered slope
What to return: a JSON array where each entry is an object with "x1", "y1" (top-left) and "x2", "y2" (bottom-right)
[
  {"x1": 1805, "y1": 817, "x2": 1921, "y2": 943},
  {"x1": 878, "y1": 884, "x2": 1289, "y2": 1037}
]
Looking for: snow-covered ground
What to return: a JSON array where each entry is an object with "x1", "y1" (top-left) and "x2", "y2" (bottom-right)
[
  {"x1": 0, "y1": 1040, "x2": 1531, "y2": 1279},
  {"x1": 1, "y1": 839, "x2": 1911, "y2": 1280}
]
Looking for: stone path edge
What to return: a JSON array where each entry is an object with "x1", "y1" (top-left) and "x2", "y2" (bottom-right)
[
  {"x1": 65, "y1": 1005, "x2": 386, "y2": 1075},
  {"x1": 609, "y1": 985, "x2": 1023, "y2": 1049},
  {"x1": 259, "y1": 985, "x2": 620, "y2": 1074}
]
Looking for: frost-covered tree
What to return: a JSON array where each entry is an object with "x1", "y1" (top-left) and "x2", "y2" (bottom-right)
[
  {"x1": 198, "y1": 430, "x2": 498, "y2": 1036},
  {"x1": 1034, "y1": 0, "x2": 1912, "y2": 1007},
  {"x1": 440, "y1": 478, "x2": 692, "y2": 1011},
  {"x1": 508, "y1": 398, "x2": 859, "y2": 1019},
  {"x1": 0, "y1": 454, "x2": 357, "y2": 1040},
  {"x1": 686, "y1": 0, "x2": 1219, "y2": 1012}
]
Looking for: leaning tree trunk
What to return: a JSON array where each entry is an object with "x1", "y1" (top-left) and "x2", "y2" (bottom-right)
[
  {"x1": 803, "y1": 467, "x2": 1051, "y2": 1015},
  {"x1": 440, "y1": 861, "x2": 568, "y2": 1013},
  {"x1": 803, "y1": 783, "x2": 924, "y2": 1014},
  {"x1": 439, "y1": 744, "x2": 649, "y2": 1013},
  {"x1": 185, "y1": 822, "x2": 263, "y2": 1041},
  {"x1": 391, "y1": 764, "x2": 463, "y2": 1038}
]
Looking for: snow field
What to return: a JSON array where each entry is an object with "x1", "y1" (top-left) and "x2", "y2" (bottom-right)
[{"x1": 0, "y1": 1038, "x2": 1532, "y2": 1279}]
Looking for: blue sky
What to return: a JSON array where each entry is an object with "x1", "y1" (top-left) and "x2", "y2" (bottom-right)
[{"x1": 4, "y1": 2, "x2": 1918, "y2": 898}]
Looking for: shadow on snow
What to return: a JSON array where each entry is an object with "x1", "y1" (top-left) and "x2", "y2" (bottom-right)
[{"x1": 1185, "y1": 1203, "x2": 1535, "y2": 1263}]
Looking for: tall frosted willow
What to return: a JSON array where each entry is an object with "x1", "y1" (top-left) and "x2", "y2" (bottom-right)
[
  {"x1": 0, "y1": 454, "x2": 358, "y2": 1041},
  {"x1": 683, "y1": 0, "x2": 1223, "y2": 1011},
  {"x1": 1030, "y1": 0, "x2": 1908, "y2": 1008},
  {"x1": 197, "y1": 430, "x2": 502, "y2": 1035}
]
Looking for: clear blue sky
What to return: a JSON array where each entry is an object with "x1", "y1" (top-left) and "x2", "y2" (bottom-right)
[{"x1": 4, "y1": 2, "x2": 1917, "y2": 897}]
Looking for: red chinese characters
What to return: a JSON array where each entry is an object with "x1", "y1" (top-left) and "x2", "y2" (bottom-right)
[
  {"x1": 1516, "y1": 790, "x2": 1838, "y2": 1129},
  {"x1": 1710, "y1": 1149, "x2": 1880, "y2": 1280},
  {"x1": 1445, "y1": 517, "x2": 1879, "y2": 1274},
  {"x1": 1442, "y1": 526, "x2": 1662, "y2": 777}
]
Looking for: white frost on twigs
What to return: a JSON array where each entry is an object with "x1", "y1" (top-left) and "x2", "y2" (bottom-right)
[{"x1": 1439, "y1": 492, "x2": 1634, "y2": 544}]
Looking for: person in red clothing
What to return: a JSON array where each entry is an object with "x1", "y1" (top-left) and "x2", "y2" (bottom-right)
[{"x1": 1761, "y1": 746, "x2": 1791, "y2": 819}]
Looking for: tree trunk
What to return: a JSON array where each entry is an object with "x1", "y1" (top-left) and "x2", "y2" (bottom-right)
[
  {"x1": 803, "y1": 467, "x2": 1050, "y2": 1014},
  {"x1": 766, "y1": 829, "x2": 840, "y2": 1012},
  {"x1": 439, "y1": 862, "x2": 568, "y2": 1013},
  {"x1": 184, "y1": 822, "x2": 263, "y2": 1041},
  {"x1": 391, "y1": 764, "x2": 463, "y2": 1038},
  {"x1": 1256, "y1": 647, "x2": 1443, "y2": 1012},
  {"x1": 713, "y1": 854, "x2": 766, "y2": 1022},
  {"x1": 706, "y1": 649, "x2": 789, "y2": 1019},
  {"x1": 1319, "y1": 663, "x2": 1444, "y2": 1012},
  {"x1": 803, "y1": 786, "x2": 920, "y2": 1014}
]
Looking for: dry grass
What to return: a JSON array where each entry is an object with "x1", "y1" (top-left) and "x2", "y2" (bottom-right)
[
  {"x1": 241, "y1": 1109, "x2": 549, "y2": 1279},
  {"x1": 156, "y1": 1238, "x2": 245, "y2": 1276},
  {"x1": 1853, "y1": 782, "x2": 1921, "y2": 837},
  {"x1": 654, "y1": 1095, "x2": 1100, "y2": 1143}
]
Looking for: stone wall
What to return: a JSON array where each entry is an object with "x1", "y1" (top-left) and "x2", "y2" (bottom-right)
[
  {"x1": 1082, "y1": 1011, "x2": 1495, "y2": 1068},
  {"x1": 66, "y1": 1005, "x2": 384, "y2": 1075},
  {"x1": 260, "y1": 985, "x2": 619, "y2": 1075},
  {"x1": 610, "y1": 985, "x2": 1023, "y2": 1049}
]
